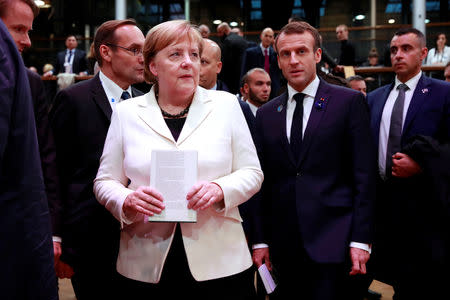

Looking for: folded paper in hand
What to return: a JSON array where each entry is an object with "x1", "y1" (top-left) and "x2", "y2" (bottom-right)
[
  {"x1": 258, "y1": 263, "x2": 277, "y2": 294},
  {"x1": 148, "y1": 150, "x2": 198, "y2": 222}
]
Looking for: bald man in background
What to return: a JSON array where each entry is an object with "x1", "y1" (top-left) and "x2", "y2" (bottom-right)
[
  {"x1": 200, "y1": 38, "x2": 229, "y2": 91},
  {"x1": 198, "y1": 24, "x2": 210, "y2": 38},
  {"x1": 241, "y1": 27, "x2": 281, "y2": 98}
]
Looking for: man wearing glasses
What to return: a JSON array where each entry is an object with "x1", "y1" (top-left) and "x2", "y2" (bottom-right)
[{"x1": 50, "y1": 19, "x2": 145, "y2": 300}]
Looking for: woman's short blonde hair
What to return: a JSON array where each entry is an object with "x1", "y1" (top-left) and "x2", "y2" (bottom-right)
[{"x1": 143, "y1": 20, "x2": 204, "y2": 84}]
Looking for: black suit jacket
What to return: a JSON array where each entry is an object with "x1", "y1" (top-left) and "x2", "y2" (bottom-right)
[
  {"x1": 0, "y1": 20, "x2": 57, "y2": 300},
  {"x1": 50, "y1": 74, "x2": 143, "y2": 268},
  {"x1": 27, "y1": 69, "x2": 60, "y2": 235},
  {"x1": 338, "y1": 40, "x2": 356, "y2": 66},
  {"x1": 220, "y1": 33, "x2": 249, "y2": 94},
  {"x1": 241, "y1": 45, "x2": 282, "y2": 98},
  {"x1": 254, "y1": 79, "x2": 376, "y2": 266},
  {"x1": 54, "y1": 48, "x2": 88, "y2": 74}
]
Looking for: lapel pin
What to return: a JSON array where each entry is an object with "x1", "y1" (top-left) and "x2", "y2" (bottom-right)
[
  {"x1": 422, "y1": 88, "x2": 428, "y2": 94},
  {"x1": 314, "y1": 97, "x2": 326, "y2": 110},
  {"x1": 277, "y1": 105, "x2": 283, "y2": 112}
]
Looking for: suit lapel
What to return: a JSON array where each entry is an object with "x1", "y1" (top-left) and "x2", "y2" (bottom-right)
[
  {"x1": 296, "y1": 80, "x2": 329, "y2": 168},
  {"x1": 136, "y1": 87, "x2": 174, "y2": 142},
  {"x1": 371, "y1": 84, "x2": 393, "y2": 147},
  {"x1": 176, "y1": 87, "x2": 213, "y2": 145},
  {"x1": 91, "y1": 74, "x2": 112, "y2": 121},
  {"x1": 402, "y1": 75, "x2": 429, "y2": 140}
]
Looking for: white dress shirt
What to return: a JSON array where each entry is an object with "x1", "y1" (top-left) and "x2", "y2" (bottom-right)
[
  {"x1": 260, "y1": 43, "x2": 270, "y2": 56},
  {"x1": 285, "y1": 77, "x2": 319, "y2": 140},
  {"x1": 65, "y1": 49, "x2": 75, "y2": 65},
  {"x1": 99, "y1": 71, "x2": 133, "y2": 109},
  {"x1": 378, "y1": 71, "x2": 422, "y2": 177},
  {"x1": 246, "y1": 100, "x2": 258, "y2": 117}
]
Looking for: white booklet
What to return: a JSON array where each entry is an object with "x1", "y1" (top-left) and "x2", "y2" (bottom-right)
[
  {"x1": 258, "y1": 263, "x2": 277, "y2": 294},
  {"x1": 148, "y1": 150, "x2": 198, "y2": 223}
]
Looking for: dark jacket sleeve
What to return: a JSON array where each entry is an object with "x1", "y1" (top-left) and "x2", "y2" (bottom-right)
[
  {"x1": 28, "y1": 70, "x2": 61, "y2": 236},
  {"x1": 403, "y1": 135, "x2": 450, "y2": 217}
]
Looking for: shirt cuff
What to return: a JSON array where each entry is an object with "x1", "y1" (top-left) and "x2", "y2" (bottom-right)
[
  {"x1": 252, "y1": 243, "x2": 269, "y2": 250},
  {"x1": 52, "y1": 236, "x2": 62, "y2": 243},
  {"x1": 350, "y1": 242, "x2": 371, "y2": 254}
]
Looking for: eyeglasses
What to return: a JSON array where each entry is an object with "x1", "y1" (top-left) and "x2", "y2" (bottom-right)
[{"x1": 106, "y1": 43, "x2": 143, "y2": 57}]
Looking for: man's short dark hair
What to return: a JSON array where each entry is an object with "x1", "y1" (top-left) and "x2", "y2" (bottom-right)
[
  {"x1": 94, "y1": 19, "x2": 137, "y2": 67},
  {"x1": 275, "y1": 21, "x2": 321, "y2": 53},
  {"x1": 0, "y1": 0, "x2": 39, "y2": 18},
  {"x1": 346, "y1": 75, "x2": 365, "y2": 83},
  {"x1": 393, "y1": 28, "x2": 426, "y2": 47}
]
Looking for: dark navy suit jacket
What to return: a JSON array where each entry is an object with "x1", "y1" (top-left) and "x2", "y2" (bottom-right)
[
  {"x1": 54, "y1": 48, "x2": 88, "y2": 74},
  {"x1": 367, "y1": 75, "x2": 450, "y2": 266},
  {"x1": 27, "y1": 69, "x2": 59, "y2": 234},
  {"x1": 254, "y1": 79, "x2": 376, "y2": 265},
  {"x1": 241, "y1": 45, "x2": 281, "y2": 98},
  {"x1": 0, "y1": 20, "x2": 57, "y2": 300}
]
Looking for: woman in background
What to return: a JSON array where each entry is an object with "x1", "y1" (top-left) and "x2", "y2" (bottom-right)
[{"x1": 425, "y1": 33, "x2": 450, "y2": 65}]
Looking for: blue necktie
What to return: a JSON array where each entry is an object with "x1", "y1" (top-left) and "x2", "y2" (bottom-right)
[
  {"x1": 67, "y1": 50, "x2": 73, "y2": 63},
  {"x1": 385, "y1": 83, "x2": 409, "y2": 177},
  {"x1": 121, "y1": 91, "x2": 131, "y2": 100},
  {"x1": 290, "y1": 93, "x2": 305, "y2": 160}
]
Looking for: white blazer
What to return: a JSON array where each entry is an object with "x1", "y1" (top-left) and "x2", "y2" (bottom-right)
[{"x1": 94, "y1": 86, "x2": 263, "y2": 283}]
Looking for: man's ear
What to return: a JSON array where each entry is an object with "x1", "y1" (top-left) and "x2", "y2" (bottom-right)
[
  {"x1": 243, "y1": 83, "x2": 250, "y2": 94},
  {"x1": 315, "y1": 48, "x2": 322, "y2": 64},
  {"x1": 99, "y1": 45, "x2": 112, "y2": 63},
  {"x1": 420, "y1": 47, "x2": 428, "y2": 62},
  {"x1": 216, "y1": 61, "x2": 222, "y2": 74}
]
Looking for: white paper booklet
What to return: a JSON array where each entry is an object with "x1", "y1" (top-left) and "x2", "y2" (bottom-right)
[
  {"x1": 148, "y1": 150, "x2": 198, "y2": 223},
  {"x1": 258, "y1": 263, "x2": 277, "y2": 294}
]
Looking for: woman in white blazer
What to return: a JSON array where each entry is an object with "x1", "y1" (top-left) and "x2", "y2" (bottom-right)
[{"x1": 94, "y1": 20, "x2": 263, "y2": 299}]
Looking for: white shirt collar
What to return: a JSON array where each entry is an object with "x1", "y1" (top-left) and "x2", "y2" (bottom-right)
[
  {"x1": 246, "y1": 100, "x2": 259, "y2": 116},
  {"x1": 99, "y1": 70, "x2": 132, "y2": 105},
  {"x1": 260, "y1": 43, "x2": 270, "y2": 54},
  {"x1": 394, "y1": 71, "x2": 422, "y2": 92},
  {"x1": 287, "y1": 75, "x2": 320, "y2": 102}
]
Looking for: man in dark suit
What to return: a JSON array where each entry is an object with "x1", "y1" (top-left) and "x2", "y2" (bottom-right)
[
  {"x1": 0, "y1": 0, "x2": 62, "y2": 273},
  {"x1": 241, "y1": 27, "x2": 281, "y2": 98},
  {"x1": 45, "y1": 35, "x2": 88, "y2": 75},
  {"x1": 252, "y1": 21, "x2": 376, "y2": 300},
  {"x1": 241, "y1": 68, "x2": 271, "y2": 116},
  {"x1": 367, "y1": 28, "x2": 450, "y2": 300},
  {"x1": 217, "y1": 22, "x2": 249, "y2": 94},
  {"x1": 0, "y1": 1, "x2": 57, "y2": 298},
  {"x1": 50, "y1": 19, "x2": 145, "y2": 300}
]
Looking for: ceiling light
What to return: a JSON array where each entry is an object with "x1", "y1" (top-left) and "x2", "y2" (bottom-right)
[
  {"x1": 388, "y1": 19, "x2": 395, "y2": 24},
  {"x1": 355, "y1": 15, "x2": 365, "y2": 21},
  {"x1": 230, "y1": 21, "x2": 238, "y2": 27},
  {"x1": 213, "y1": 20, "x2": 221, "y2": 25},
  {"x1": 34, "y1": 0, "x2": 45, "y2": 6},
  {"x1": 424, "y1": 19, "x2": 430, "y2": 24}
]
